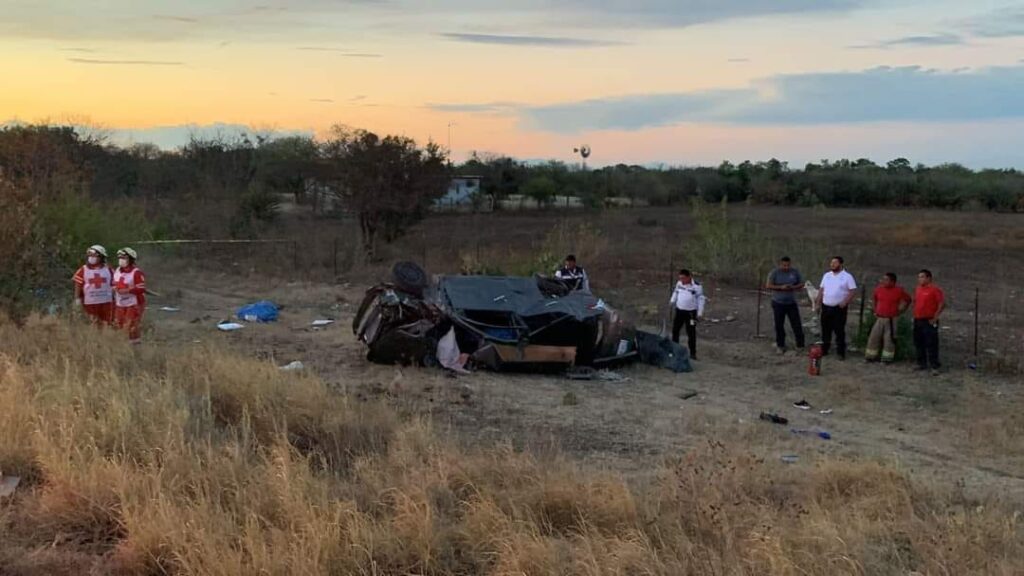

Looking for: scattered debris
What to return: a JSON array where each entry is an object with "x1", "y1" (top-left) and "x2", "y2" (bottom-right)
[
  {"x1": 159, "y1": 306, "x2": 180, "y2": 312},
  {"x1": 279, "y1": 361, "x2": 305, "y2": 371},
  {"x1": 0, "y1": 475, "x2": 20, "y2": 499},
  {"x1": 217, "y1": 322, "x2": 245, "y2": 331},
  {"x1": 759, "y1": 412, "x2": 789, "y2": 425},
  {"x1": 791, "y1": 428, "x2": 831, "y2": 440},
  {"x1": 679, "y1": 389, "x2": 699, "y2": 400},
  {"x1": 562, "y1": 391, "x2": 579, "y2": 406},
  {"x1": 819, "y1": 408, "x2": 833, "y2": 415},
  {"x1": 780, "y1": 454, "x2": 800, "y2": 464},
  {"x1": 724, "y1": 315, "x2": 737, "y2": 323},
  {"x1": 566, "y1": 367, "x2": 597, "y2": 380},
  {"x1": 237, "y1": 301, "x2": 279, "y2": 323},
  {"x1": 311, "y1": 319, "x2": 335, "y2": 327}
]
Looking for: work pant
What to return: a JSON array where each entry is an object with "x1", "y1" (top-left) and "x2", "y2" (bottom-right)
[
  {"x1": 672, "y1": 308, "x2": 698, "y2": 359},
  {"x1": 913, "y1": 319, "x2": 940, "y2": 369},
  {"x1": 115, "y1": 305, "x2": 144, "y2": 343},
  {"x1": 771, "y1": 301, "x2": 805, "y2": 349},
  {"x1": 83, "y1": 302, "x2": 114, "y2": 326},
  {"x1": 865, "y1": 316, "x2": 898, "y2": 362},
  {"x1": 820, "y1": 305, "x2": 848, "y2": 358}
]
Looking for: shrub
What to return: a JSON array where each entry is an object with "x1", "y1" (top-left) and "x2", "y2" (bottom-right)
[{"x1": 0, "y1": 173, "x2": 42, "y2": 325}]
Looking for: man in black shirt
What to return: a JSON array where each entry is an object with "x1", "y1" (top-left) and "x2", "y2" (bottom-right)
[{"x1": 555, "y1": 254, "x2": 590, "y2": 292}]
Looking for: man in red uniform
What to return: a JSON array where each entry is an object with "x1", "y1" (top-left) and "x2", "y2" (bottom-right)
[
  {"x1": 913, "y1": 269, "x2": 945, "y2": 375},
  {"x1": 72, "y1": 245, "x2": 115, "y2": 325},
  {"x1": 113, "y1": 247, "x2": 147, "y2": 344},
  {"x1": 865, "y1": 272, "x2": 912, "y2": 363}
]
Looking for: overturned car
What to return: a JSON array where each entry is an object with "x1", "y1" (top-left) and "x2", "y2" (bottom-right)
[{"x1": 353, "y1": 262, "x2": 691, "y2": 374}]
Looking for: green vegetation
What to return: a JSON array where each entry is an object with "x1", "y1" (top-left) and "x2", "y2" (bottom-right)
[{"x1": 462, "y1": 154, "x2": 1024, "y2": 212}]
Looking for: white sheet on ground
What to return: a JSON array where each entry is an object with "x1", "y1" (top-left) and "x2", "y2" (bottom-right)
[{"x1": 437, "y1": 327, "x2": 470, "y2": 374}]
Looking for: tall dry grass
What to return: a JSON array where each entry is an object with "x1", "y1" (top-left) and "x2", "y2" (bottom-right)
[{"x1": 1, "y1": 318, "x2": 1022, "y2": 575}]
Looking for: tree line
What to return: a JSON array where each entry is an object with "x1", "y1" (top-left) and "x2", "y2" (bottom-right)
[{"x1": 460, "y1": 153, "x2": 1024, "y2": 212}]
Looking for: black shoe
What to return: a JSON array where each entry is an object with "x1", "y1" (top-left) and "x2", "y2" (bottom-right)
[
  {"x1": 793, "y1": 399, "x2": 811, "y2": 410},
  {"x1": 759, "y1": 412, "x2": 788, "y2": 425}
]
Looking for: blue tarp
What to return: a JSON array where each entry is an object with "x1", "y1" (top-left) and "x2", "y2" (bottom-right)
[{"x1": 237, "y1": 301, "x2": 279, "y2": 323}]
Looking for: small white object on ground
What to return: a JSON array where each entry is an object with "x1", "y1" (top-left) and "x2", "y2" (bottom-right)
[
  {"x1": 311, "y1": 319, "x2": 334, "y2": 327},
  {"x1": 159, "y1": 306, "x2": 180, "y2": 312},
  {"x1": 217, "y1": 322, "x2": 245, "y2": 331},
  {"x1": 819, "y1": 409, "x2": 833, "y2": 415},
  {"x1": 0, "y1": 475, "x2": 21, "y2": 499},
  {"x1": 279, "y1": 361, "x2": 305, "y2": 371}
]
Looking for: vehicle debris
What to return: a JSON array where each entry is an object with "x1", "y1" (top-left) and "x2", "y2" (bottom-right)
[{"x1": 353, "y1": 262, "x2": 692, "y2": 374}]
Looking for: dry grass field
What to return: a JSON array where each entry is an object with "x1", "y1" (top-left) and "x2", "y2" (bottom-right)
[{"x1": 2, "y1": 204, "x2": 1023, "y2": 575}]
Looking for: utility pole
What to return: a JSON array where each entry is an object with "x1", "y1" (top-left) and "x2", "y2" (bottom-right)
[{"x1": 447, "y1": 122, "x2": 457, "y2": 165}]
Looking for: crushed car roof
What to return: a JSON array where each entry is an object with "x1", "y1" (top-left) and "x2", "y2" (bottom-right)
[{"x1": 438, "y1": 275, "x2": 603, "y2": 321}]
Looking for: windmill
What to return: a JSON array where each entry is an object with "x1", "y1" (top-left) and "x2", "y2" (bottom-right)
[{"x1": 573, "y1": 144, "x2": 591, "y2": 170}]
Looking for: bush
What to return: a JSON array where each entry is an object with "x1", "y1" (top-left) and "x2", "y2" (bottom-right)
[
  {"x1": 685, "y1": 198, "x2": 774, "y2": 285},
  {"x1": 36, "y1": 192, "x2": 157, "y2": 279},
  {"x1": 230, "y1": 184, "x2": 281, "y2": 237},
  {"x1": 0, "y1": 174, "x2": 42, "y2": 325}
]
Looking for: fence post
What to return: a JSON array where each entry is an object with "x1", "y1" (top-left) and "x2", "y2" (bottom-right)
[
  {"x1": 755, "y1": 269, "x2": 762, "y2": 338},
  {"x1": 332, "y1": 237, "x2": 338, "y2": 278},
  {"x1": 974, "y1": 286, "x2": 980, "y2": 357}
]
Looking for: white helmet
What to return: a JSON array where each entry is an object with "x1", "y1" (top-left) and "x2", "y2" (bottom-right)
[
  {"x1": 87, "y1": 245, "x2": 107, "y2": 258},
  {"x1": 117, "y1": 247, "x2": 138, "y2": 261}
]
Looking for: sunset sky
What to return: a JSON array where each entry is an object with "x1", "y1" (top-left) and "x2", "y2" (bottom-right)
[{"x1": 3, "y1": 0, "x2": 1024, "y2": 167}]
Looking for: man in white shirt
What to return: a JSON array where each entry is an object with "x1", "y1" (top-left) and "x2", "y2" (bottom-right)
[
  {"x1": 816, "y1": 256, "x2": 858, "y2": 360},
  {"x1": 670, "y1": 268, "x2": 706, "y2": 360}
]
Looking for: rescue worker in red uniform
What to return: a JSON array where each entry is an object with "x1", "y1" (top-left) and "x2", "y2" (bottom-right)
[
  {"x1": 113, "y1": 247, "x2": 147, "y2": 343},
  {"x1": 72, "y1": 244, "x2": 115, "y2": 325}
]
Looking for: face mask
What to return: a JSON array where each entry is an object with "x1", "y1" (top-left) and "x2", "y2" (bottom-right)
[
  {"x1": 119, "y1": 258, "x2": 129, "y2": 268},
  {"x1": 87, "y1": 256, "x2": 99, "y2": 265}
]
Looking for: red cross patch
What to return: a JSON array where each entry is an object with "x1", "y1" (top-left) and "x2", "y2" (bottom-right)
[{"x1": 88, "y1": 273, "x2": 107, "y2": 289}]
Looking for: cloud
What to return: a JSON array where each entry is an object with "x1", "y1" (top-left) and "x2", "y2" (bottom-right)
[
  {"x1": 728, "y1": 57, "x2": 750, "y2": 63},
  {"x1": 440, "y1": 32, "x2": 622, "y2": 47},
  {"x1": 428, "y1": 102, "x2": 518, "y2": 113},
  {"x1": 349, "y1": 95, "x2": 367, "y2": 102},
  {"x1": 437, "y1": 64, "x2": 1024, "y2": 132},
  {"x1": 68, "y1": 58, "x2": 184, "y2": 66},
  {"x1": 425, "y1": 0, "x2": 859, "y2": 29},
  {"x1": 297, "y1": 46, "x2": 351, "y2": 52},
  {"x1": 961, "y1": 6, "x2": 1024, "y2": 38},
  {"x1": 0, "y1": 0, "x2": 861, "y2": 43},
  {"x1": 61, "y1": 47, "x2": 97, "y2": 53},
  {"x1": 153, "y1": 15, "x2": 200, "y2": 24},
  {"x1": 849, "y1": 33, "x2": 964, "y2": 49},
  {"x1": 344, "y1": 53, "x2": 383, "y2": 58},
  {"x1": 310, "y1": 98, "x2": 335, "y2": 103}
]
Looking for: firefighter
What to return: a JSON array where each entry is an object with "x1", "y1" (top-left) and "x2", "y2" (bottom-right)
[
  {"x1": 72, "y1": 245, "x2": 115, "y2": 325},
  {"x1": 113, "y1": 247, "x2": 147, "y2": 344}
]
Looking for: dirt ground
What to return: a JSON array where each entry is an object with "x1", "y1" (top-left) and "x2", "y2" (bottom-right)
[{"x1": 139, "y1": 204, "x2": 1024, "y2": 505}]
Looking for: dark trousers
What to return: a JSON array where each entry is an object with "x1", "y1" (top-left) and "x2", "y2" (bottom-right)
[
  {"x1": 913, "y1": 319, "x2": 941, "y2": 369},
  {"x1": 820, "y1": 305, "x2": 848, "y2": 357},
  {"x1": 672, "y1": 308, "x2": 698, "y2": 359},
  {"x1": 771, "y1": 301, "x2": 805, "y2": 349}
]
